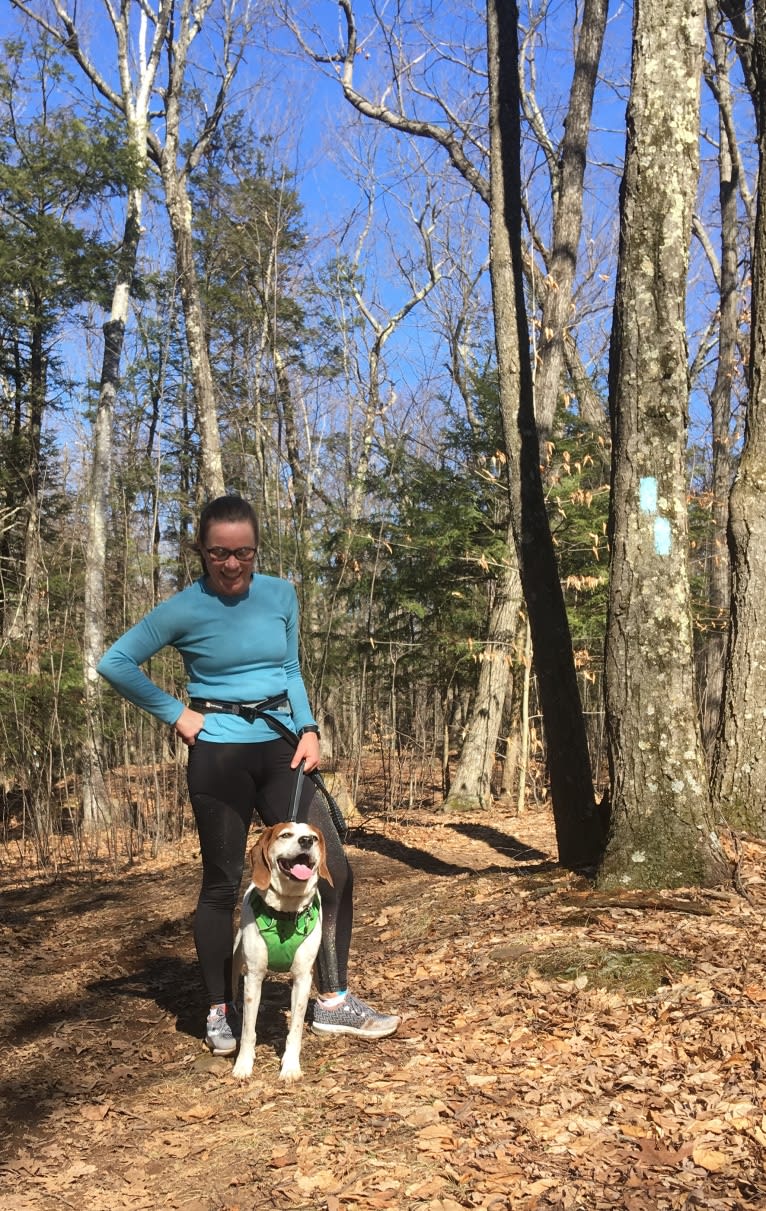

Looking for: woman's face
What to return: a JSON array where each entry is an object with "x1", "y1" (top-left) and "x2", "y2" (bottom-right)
[{"x1": 201, "y1": 519, "x2": 257, "y2": 597}]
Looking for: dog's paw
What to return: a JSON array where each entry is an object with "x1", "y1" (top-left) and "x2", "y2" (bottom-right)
[
  {"x1": 278, "y1": 1062, "x2": 302, "y2": 1082},
  {"x1": 232, "y1": 1059, "x2": 254, "y2": 1080}
]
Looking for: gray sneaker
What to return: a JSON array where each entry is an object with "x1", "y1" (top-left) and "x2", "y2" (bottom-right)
[
  {"x1": 205, "y1": 1003, "x2": 240, "y2": 1055},
  {"x1": 311, "y1": 992, "x2": 400, "y2": 1039}
]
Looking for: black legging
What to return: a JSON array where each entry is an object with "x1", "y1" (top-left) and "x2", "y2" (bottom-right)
[{"x1": 187, "y1": 738, "x2": 353, "y2": 1003}]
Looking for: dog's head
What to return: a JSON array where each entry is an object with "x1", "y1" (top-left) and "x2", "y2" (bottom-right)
[{"x1": 248, "y1": 822, "x2": 334, "y2": 894}]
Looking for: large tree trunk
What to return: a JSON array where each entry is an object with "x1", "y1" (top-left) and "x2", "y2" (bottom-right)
[
  {"x1": 600, "y1": 0, "x2": 727, "y2": 888},
  {"x1": 711, "y1": 0, "x2": 766, "y2": 833},
  {"x1": 487, "y1": 0, "x2": 604, "y2": 871}
]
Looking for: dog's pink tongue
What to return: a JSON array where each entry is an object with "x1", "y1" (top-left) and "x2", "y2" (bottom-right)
[{"x1": 290, "y1": 863, "x2": 314, "y2": 881}]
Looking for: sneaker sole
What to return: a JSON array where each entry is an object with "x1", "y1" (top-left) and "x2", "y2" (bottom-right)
[
  {"x1": 205, "y1": 1038, "x2": 238, "y2": 1056},
  {"x1": 311, "y1": 1018, "x2": 400, "y2": 1040}
]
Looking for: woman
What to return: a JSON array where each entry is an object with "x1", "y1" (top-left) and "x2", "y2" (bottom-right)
[{"x1": 98, "y1": 495, "x2": 400, "y2": 1054}]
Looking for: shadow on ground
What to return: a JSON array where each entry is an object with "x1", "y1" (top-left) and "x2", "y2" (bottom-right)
[
  {"x1": 446, "y1": 820, "x2": 551, "y2": 864},
  {"x1": 349, "y1": 826, "x2": 556, "y2": 878}
]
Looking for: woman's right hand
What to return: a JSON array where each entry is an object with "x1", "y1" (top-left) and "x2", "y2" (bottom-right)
[{"x1": 174, "y1": 707, "x2": 206, "y2": 746}]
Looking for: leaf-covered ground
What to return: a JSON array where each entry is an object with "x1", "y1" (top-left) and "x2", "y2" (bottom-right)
[{"x1": 2, "y1": 798, "x2": 766, "y2": 1211}]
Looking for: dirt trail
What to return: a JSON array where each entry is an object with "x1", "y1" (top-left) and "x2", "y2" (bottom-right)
[{"x1": 2, "y1": 803, "x2": 765, "y2": 1210}]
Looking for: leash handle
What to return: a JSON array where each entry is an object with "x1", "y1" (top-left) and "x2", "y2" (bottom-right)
[
  {"x1": 288, "y1": 759, "x2": 306, "y2": 823},
  {"x1": 256, "y1": 710, "x2": 348, "y2": 840}
]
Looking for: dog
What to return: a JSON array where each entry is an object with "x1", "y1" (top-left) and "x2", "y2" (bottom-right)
[{"x1": 231, "y1": 821, "x2": 332, "y2": 1082}]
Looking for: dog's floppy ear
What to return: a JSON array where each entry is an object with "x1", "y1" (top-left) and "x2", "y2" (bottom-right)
[
  {"x1": 315, "y1": 828, "x2": 334, "y2": 887},
  {"x1": 249, "y1": 827, "x2": 276, "y2": 891}
]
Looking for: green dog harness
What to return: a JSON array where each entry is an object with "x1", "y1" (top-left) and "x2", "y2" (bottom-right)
[{"x1": 248, "y1": 890, "x2": 321, "y2": 972}]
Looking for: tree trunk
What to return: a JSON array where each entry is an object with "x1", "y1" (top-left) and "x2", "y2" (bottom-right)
[
  {"x1": 79, "y1": 1, "x2": 170, "y2": 827},
  {"x1": 532, "y1": 0, "x2": 609, "y2": 436},
  {"x1": 82, "y1": 278, "x2": 142, "y2": 829},
  {"x1": 9, "y1": 313, "x2": 45, "y2": 673},
  {"x1": 711, "y1": 0, "x2": 766, "y2": 833},
  {"x1": 698, "y1": 0, "x2": 739, "y2": 758},
  {"x1": 82, "y1": 308, "x2": 126, "y2": 828},
  {"x1": 600, "y1": 0, "x2": 727, "y2": 888},
  {"x1": 444, "y1": 535, "x2": 522, "y2": 810},
  {"x1": 487, "y1": 0, "x2": 604, "y2": 870},
  {"x1": 161, "y1": 162, "x2": 225, "y2": 499}
]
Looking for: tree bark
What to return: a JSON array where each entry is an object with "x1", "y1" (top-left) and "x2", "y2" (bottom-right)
[
  {"x1": 600, "y1": 0, "x2": 727, "y2": 888},
  {"x1": 81, "y1": 212, "x2": 144, "y2": 829},
  {"x1": 444, "y1": 541, "x2": 522, "y2": 810},
  {"x1": 697, "y1": 0, "x2": 739, "y2": 758},
  {"x1": 711, "y1": 0, "x2": 766, "y2": 833},
  {"x1": 487, "y1": 0, "x2": 604, "y2": 870},
  {"x1": 160, "y1": 162, "x2": 225, "y2": 499},
  {"x1": 16, "y1": 313, "x2": 44, "y2": 673},
  {"x1": 530, "y1": 0, "x2": 609, "y2": 437}
]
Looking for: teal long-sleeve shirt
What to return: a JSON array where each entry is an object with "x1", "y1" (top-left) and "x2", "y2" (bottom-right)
[{"x1": 97, "y1": 574, "x2": 317, "y2": 744}]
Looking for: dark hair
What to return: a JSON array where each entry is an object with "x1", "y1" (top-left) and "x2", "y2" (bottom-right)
[{"x1": 197, "y1": 495, "x2": 259, "y2": 550}]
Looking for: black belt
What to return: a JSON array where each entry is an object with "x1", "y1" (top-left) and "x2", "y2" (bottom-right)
[
  {"x1": 188, "y1": 691, "x2": 347, "y2": 840},
  {"x1": 189, "y1": 693, "x2": 289, "y2": 725}
]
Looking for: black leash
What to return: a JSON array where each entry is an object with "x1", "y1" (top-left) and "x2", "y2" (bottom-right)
[
  {"x1": 257, "y1": 709, "x2": 348, "y2": 841},
  {"x1": 288, "y1": 759, "x2": 306, "y2": 824}
]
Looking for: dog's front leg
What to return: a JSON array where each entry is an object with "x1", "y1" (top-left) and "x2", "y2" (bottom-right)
[
  {"x1": 279, "y1": 921, "x2": 323, "y2": 1082},
  {"x1": 279, "y1": 964, "x2": 313, "y2": 1082},
  {"x1": 232, "y1": 948, "x2": 266, "y2": 1080}
]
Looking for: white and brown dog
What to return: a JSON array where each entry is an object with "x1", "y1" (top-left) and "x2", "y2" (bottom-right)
[{"x1": 231, "y1": 821, "x2": 332, "y2": 1082}]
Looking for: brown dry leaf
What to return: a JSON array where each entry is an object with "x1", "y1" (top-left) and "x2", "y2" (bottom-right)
[
  {"x1": 176, "y1": 1103, "x2": 218, "y2": 1122},
  {"x1": 404, "y1": 1176, "x2": 449, "y2": 1198},
  {"x1": 268, "y1": 1149, "x2": 296, "y2": 1169},
  {"x1": 743, "y1": 983, "x2": 766, "y2": 1002},
  {"x1": 418, "y1": 1124, "x2": 455, "y2": 1140},
  {"x1": 692, "y1": 1146, "x2": 729, "y2": 1172},
  {"x1": 295, "y1": 1170, "x2": 338, "y2": 1193}
]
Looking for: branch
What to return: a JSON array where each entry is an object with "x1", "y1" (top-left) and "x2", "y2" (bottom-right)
[
  {"x1": 284, "y1": 0, "x2": 490, "y2": 204},
  {"x1": 10, "y1": 0, "x2": 125, "y2": 114}
]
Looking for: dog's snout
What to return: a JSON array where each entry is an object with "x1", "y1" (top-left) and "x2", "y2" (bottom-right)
[{"x1": 298, "y1": 833, "x2": 316, "y2": 850}]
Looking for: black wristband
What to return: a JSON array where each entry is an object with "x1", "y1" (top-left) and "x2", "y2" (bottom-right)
[{"x1": 298, "y1": 725, "x2": 320, "y2": 739}]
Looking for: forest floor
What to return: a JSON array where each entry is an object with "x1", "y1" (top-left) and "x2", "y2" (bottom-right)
[{"x1": 2, "y1": 777, "x2": 766, "y2": 1211}]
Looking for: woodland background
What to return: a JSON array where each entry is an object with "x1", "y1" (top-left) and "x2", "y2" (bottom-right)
[{"x1": 0, "y1": 0, "x2": 765, "y2": 891}]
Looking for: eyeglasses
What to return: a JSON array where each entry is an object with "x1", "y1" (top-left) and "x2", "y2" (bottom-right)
[{"x1": 206, "y1": 546, "x2": 257, "y2": 562}]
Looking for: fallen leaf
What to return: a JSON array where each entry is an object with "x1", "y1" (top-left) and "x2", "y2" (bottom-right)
[{"x1": 692, "y1": 1146, "x2": 728, "y2": 1172}]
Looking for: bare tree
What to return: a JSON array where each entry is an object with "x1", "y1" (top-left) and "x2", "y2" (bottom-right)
[
  {"x1": 13, "y1": 0, "x2": 256, "y2": 500},
  {"x1": 600, "y1": 0, "x2": 727, "y2": 888},
  {"x1": 487, "y1": 0, "x2": 603, "y2": 866},
  {"x1": 694, "y1": 0, "x2": 748, "y2": 757},
  {"x1": 286, "y1": 0, "x2": 605, "y2": 863},
  {"x1": 712, "y1": 0, "x2": 766, "y2": 835},
  {"x1": 520, "y1": 0, "x2": 609, "y2": 437},
  {"x1": 81, "y1": 1, "x2": 171, "y2": 826}
]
